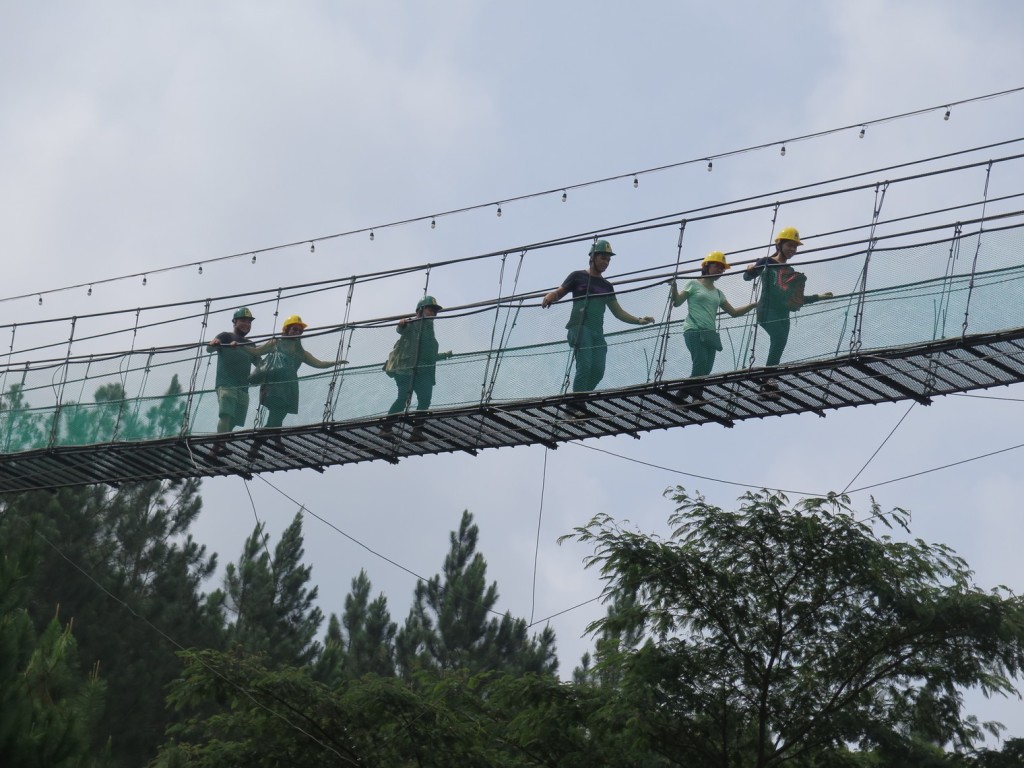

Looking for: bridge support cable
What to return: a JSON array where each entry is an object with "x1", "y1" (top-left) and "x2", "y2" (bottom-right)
[
  {"x1": 47, "y1": 317, "x2": 77, "y2": 450},
  {"x1": 420, "y1": 264, "x2": 432, "y2": 301},
  {"x1": 848, "y1": 182, "x2": 890, "y2": 357},
  {"x1": 743, "y1": 204, "x2": 782, "y2": 372},
  {"x1": 3, "y1": 361, "x2": 28, "y2": 454},
  {"x1": 112, "y1": 309, "x2": 143, "y2": 442},
  {"x1": 923, "y1": 223, "x2": 966, "y2": 399},
  {"x1": 476, "y1": 254, "x2": 531, "y2": 449},
  {"x1": 961, "y1": 160, "x2": 994, "y2": 341},
  {"x1": 181, "y1": 300, "x2": 212, "y2": 439},
  {"x1": 480, "y1": 251, "x2": 527, "y2": 405},
  {"x1": 252, "y1": 289, "x2": 284, "y2": 432},
  {"x1": 935, "y1": 223, "x2": 965, "y2": 340},
  {"x1": 323, "y1": 277, "x2": 356, "y2": 423},
  {"x1": 652, "y1": 220, "x2": 687, "y2": 385},
  {"x1": 0, "y1": 325, "x2": 14, "y2": 425},
  {"x1": 71, "y1": 356, "x2": 94, "y2": 407},
  {"x1": 317, "y1": 278, "x2": 357, "y2": 467},
  {"x1": 474, "y1": 252, "x2": 515, "y2": 446}
]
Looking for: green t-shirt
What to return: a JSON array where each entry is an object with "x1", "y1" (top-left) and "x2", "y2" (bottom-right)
[{"x1": 680, "y1": 280, "x2": 725, "y2": 332}]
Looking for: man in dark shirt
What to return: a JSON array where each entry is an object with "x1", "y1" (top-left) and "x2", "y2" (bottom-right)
[
  {"x1": 542, "y1": 240, "x2": 654, "y2": 406},
  {"x1": 207, "y1": 307, "x2": 263, "y2": 433}
]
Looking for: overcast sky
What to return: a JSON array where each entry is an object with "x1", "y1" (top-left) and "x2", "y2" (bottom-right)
[{"x1": 3, "y1": 0, "x2": 1024, "y2": 742}]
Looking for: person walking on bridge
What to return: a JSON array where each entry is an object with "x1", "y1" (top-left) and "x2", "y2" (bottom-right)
[
  {"x1": 542, "y1": 239, "x2": 654, "y2": 416},
  {"x1": 670, "y1": 251, "x2": 755, "y2": 400},
  {"x1": 207, "y1": 307, "x2": 264, "y2": 437},
  {"x1": 743, "y1": 227, "x2": 832, "y2": 394},
  {"x1": 382, "y1": 295, "x2": 453, "y2": 442},
  {"x1": 249, "y1": 314, "x2": 346, "y2": 456}
]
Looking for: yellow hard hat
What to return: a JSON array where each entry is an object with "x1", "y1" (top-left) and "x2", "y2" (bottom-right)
[
  {"x1": 282, "y1": 314, "x2": 308, "y2": 331},
  {"x1": 775, "y1": 226, "x2": 803, "y2": 245},
  {"x1": 702, "y1": 251, "x2": 730, "y2": 269}
]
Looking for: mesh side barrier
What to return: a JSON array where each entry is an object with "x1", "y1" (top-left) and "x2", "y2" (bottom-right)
[{"x1": 1, "y1": 225, "x2": 1024, "y2": 454}]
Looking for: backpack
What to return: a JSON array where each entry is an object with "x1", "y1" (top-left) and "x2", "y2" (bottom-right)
[
  {"x1": 383, "y1": 339, "x2": 402, "y2": 378},
  {"x1": 775, "y1": 267, "x2": 807, "y2": 310},
  {"x1": 249, "y1": 349, "x2": 291, "y2": 385}
]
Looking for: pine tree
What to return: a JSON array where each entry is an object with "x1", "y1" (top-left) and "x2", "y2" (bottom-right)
[
  {"x1": 317, "y1": 569, "x2": 397, "y2": 684},
  {"x1": 396, "y1": 510, "x2": 558, "y2": 677},
  {"x1": 0, "y1": 524, "x2": 107, "y2": 767},
  {"x1": 0, "y1": 478, "x2": 220, "y2": 768},
  {"x1": 216, "y1": 512, "x2": 323, "y2": 668}
]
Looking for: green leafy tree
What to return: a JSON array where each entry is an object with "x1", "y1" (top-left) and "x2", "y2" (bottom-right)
[
  {"x1": 396, "y1": 510, "x2": 558, "y2": 677},
  {"x1": 565, "y1": 488, "x2": 1024, "y2": 767},
  {"x1": 965, "y1": 738, "x2": 1024, "y2": 767},
  {"x1": 215, "y1": 512, "x2": 323, "y2": 667}
]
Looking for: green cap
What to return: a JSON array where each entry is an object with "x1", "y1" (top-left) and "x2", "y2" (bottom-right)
[
  {"x1": 232, "y1": 307, "x2": 255, "y2": 321},
  {"x1": 589, "y1": 239, "x2": 615, "y2": 257},
  {"x1": 416, "y1": 295, "x2": 443, "y2": 311}
]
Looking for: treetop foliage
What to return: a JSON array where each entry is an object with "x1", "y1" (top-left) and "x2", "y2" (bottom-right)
[{"x1": 564, "y1": 487, "x2": 1024, "y2": 767}]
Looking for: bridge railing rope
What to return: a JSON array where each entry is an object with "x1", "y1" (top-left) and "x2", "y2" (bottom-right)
[{"x1": 1, "y1": 211, "x2": 1024, "y2": 455}]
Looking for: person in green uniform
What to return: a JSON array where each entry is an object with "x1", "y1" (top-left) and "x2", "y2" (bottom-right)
[
  {"x1": 248, "y1": 314, "x2": 345, "y2": 457},
  {"x1": 381, "y1": 295, "x2": 453, "y2": 442},
  {"x1": 670, "y1": 251, "x2": 755, "y2": 399},
  {"x1": 743, "y1": 227, "x2": 832, "y2": 394},
  {"x1": 207, "y1": 307, "x2": 263, "y2": 435},
  {"x1": 542, "y1": 239, "x2": 654, "y2": 415}
]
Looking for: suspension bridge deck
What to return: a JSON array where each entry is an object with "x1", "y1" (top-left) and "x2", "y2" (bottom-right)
[{"x1": 2, "y1": 328, "x2": 1021, "y2": 493}]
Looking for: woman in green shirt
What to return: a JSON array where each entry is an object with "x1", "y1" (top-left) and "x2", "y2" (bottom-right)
[{"x1": 670, "y1": 251, "x2": 755, "y2": 396}]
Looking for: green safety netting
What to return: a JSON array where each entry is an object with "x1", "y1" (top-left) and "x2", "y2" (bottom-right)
[{"x1": 0, "y1": 224, "x2": 1022, "y2": 455}]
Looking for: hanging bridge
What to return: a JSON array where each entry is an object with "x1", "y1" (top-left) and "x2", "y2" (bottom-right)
[{"x1": 2, "y1": 146, "x2": 1024, "y2": 492}]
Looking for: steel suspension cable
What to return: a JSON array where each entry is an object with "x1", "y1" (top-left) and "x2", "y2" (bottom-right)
[
  {"x1": 962, "y1": 161, "x2": 995, "y2": 339},
  {"x1": 480, "y1": 251, "x2": 527, "y2": 406},
  {"x1": 653, "y1": 220, "x2": 686, "y2": 384},
  {"x1": 744, "y1": 205, "x2": 780, "y2": 369},
  {"x1": 323, "y1": 277, "x2": 356, "y2": 423},
  {"x1": 47, "y1": 317, "x2": 77, "y2": 450},
  {"x1": 252, "y1": 289, "x2": 284, "y2": 430},
  {"x1": 935, "y1": 223, "x2": 964, "y2": 340},
  {"x1": 848, "y1": 182, "x2": 890, "y2": 355},
  {"x1": 112, "y1": 309, "x2": 142, "y2": 441},
  {"x1": 182, "y1": 301, "x2": 212, "y2": 437}
]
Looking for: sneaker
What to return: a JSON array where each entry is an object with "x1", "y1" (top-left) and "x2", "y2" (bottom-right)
[
  {"x1": 378, "y1": 424, "x2": 394, "y2": 437},
  {"x1": 408, "y1": 428, "x2": 426, "y2": 443},
  {"x1": 759, "y1": 379, "x2": 780, "y2": 398}
]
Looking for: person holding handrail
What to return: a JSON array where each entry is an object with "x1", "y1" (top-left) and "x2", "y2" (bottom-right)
[
  {"x1": 670, "y1": 251, "x2": 755, "y2": 400},
  {"x1": 207, "y1": 307, "x2": 264, "y2": 443},
  {"x1": 542, "y1": 239, "x2": 654, "y2": 417},
  {"x1": 743, "y1": 227, "x2": 832, "y2": 395},
  {"x1": 381, "y1": 295, "x2": 453, "y2": 442},
  {"x1": 249, "y1": 314, "x2": 345, "y2": 456}
]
